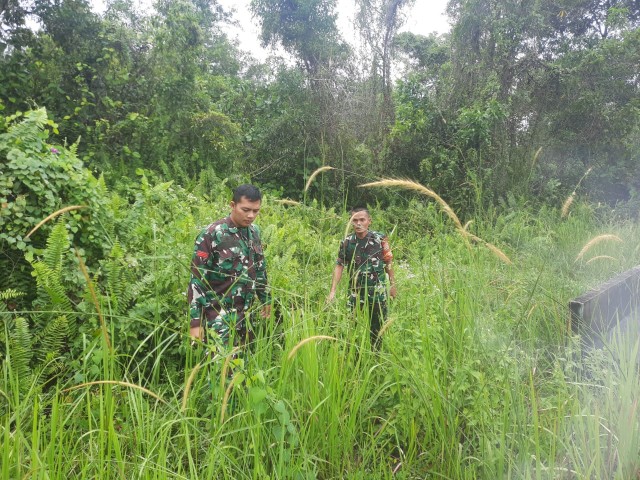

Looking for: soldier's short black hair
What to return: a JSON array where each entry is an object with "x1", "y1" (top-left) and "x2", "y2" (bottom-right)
[
  {"x1": 350, "y1": 207, "x2": 370, "y2": 217},
  {"x1": 233, "y1": 184, "x2": 262, "y2": 203}
]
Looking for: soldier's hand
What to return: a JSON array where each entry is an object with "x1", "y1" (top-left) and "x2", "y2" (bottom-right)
[
  {"x1": 190, "y1": 326, "x2": 204, "y2": 342},
  {"x1": 389, "y1": 285, "x2": 397, "y2": 300},
  {"x1": 260, "y1": 304, "x2": 272, "y2": 318},
  {"x1": 326, "y1": 291, "x2": 336, "y2": 304}
]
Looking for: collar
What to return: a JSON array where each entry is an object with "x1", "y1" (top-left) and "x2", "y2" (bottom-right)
[
  {"x1": 225, "y1": 216, "x2": 249, "y2": 235},
  {"x1": 351, "y1": 230, "x2": 371, "y2": 242}
]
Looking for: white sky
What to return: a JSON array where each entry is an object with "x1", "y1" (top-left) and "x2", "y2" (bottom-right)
[
  {"x1": 218, "y1": 0, "x2": 451, "y2": 59},
  {"x1": 90, "y1": 0, "x2": 451, "y2": 59}
]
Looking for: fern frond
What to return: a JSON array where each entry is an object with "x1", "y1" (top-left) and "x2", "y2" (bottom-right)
[
  {"x1": 0, "y1": 108, "x2": 49, "y2": 151},
  {"x1": 6, "y1": 317, "x2": 34, "y2": 381},
  {"x1": 32, "y1": 262, "x2": 73, "y2": 313},
  {"x1": 104, "y1": 241, "x2": 134, "y2": 315},
  {"x1": 34, "y1": 315, "x2": 69, "y2": 364},
  {"x1": 39, "y1": 351, "x2": 67, "y2": 382},
  {"x1": 43, "y1": 221, "x2": 70, "y2": 272},
  {"x1": 0, "y1": 289, "x2": 24, "y2": 301}
]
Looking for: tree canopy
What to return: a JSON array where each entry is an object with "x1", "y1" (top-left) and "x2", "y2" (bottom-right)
[{"x1": 0, "y1": 0, "x2": 638, "y2": 211}]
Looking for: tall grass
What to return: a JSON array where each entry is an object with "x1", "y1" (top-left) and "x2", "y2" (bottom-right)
[{"x1": 2, "y1": 191, "x2": 640, "y2": 478}]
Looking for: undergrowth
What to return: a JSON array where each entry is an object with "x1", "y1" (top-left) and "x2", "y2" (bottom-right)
[{"x1": 2, "y1": 174, "x2": 640, "y2": 479}]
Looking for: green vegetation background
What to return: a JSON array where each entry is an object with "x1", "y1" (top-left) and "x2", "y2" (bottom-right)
[
  {"x1": 2, "y1": 0, "x2": 640, "y2": 477},
  {"x1": 2, "y1": 109, "x2": 640, "y2": 478}
]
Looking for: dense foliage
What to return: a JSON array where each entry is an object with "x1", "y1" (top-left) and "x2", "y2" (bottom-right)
[
  {"x1": 1, "y1": 0, "x2": 638, "y2": 209},
  {"x1": 1, "y1": 0, "x2": 640, "y2": 477}
]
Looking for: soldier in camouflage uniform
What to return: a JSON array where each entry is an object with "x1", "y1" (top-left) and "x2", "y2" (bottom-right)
[
  {"x1": 328, "y1": 207, "x2": 396, "y2": 348},
  {"x1": 187, "y1": 184, "x2": 271, "y2": 349}
]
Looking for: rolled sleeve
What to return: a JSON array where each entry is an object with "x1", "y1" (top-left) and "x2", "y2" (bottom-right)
[{"x1": 187, "y1": 229, "x2": 215, "y2": 328}]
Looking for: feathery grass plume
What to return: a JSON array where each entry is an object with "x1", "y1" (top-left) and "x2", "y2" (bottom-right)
[
  {"x1": 575, "y1": 234, "x2": 623, "y2": 262},
  {"x1": 360, "y1": 179, "x2": 463, "y2": 230},
  {"x1": 182, "y1": 362, "x2": 203, "y2": 412},
  {"x1": 25, "y1": 205, "x2": 87, "y2": 239},
  {"x1": 288, "y1": 335, "x2": 337, "y2": 360},
  {"x1": 576, "y1": 166, "x2": 593, "y2": 189},
  {"x1": 531, "y1": 147, "x2": 543, "y2": 170},
  {"x1": 220, "y1": 346, "x2": 241, "y2": 391},
  {"x1": 483, "y1": 242, "x2": 513, "y2": 265},
  {"x1": 462, "y1": 220, "x2": 474, "y2": 231},
  {"x1": 220, "y1": 374, "x2": 243, "y2": 424},
  {"x1": 343, "y1": 212, "x2": 358, "y2": 239},
  {"x1": 458, "y1": 229, "x2": 513, "y2": 265},
  {"x1": 585, "y1": 255, "x2": 617, "y2": 265},
  {"x1": 561, "y1": 192, "x2": 576, "y2": 218},
  {"x1": 304, "y1": 166, "x2": 334, "y2": 192},
  {"x1": 63, "y1": 381, "x2": 167, "y2": 404},
  {"x1": 526, "y1": 304, "x2": 537, "y2": 321},
  {"x1": 274, "y1": 199, "x2": 301, "y2": 206},
  {"x1": 377, "y1": 316, "x2": 397, "y2": 339},
  {"x1": 561, "y1": 167, "x2": 593, "y2": 218}
]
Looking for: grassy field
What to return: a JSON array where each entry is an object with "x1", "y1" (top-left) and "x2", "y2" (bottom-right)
[{"x1": 2, "y1": 185, "x2": 640, "y2": 479}]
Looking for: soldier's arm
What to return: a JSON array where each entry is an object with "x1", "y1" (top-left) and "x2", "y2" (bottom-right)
[
  {"x1": 253, "y1": 228, "x2": 271, "y2": 305},
  {"x1": 187, "y1": 229, "x2": 215, "y2": 339},
  {"x1": 328, "y1": 239, "x2": 347, "y2": 302},
  {"x1": 328, "y1": 264, "x2": 344, "y2": 302},
  {"x1": 382, "y1": 237, "x2": 397, "y2": 299}
]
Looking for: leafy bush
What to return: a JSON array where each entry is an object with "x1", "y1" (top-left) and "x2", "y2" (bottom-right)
[{"x1": 0, "y1": 108, "x2": 109, "y2": 255}]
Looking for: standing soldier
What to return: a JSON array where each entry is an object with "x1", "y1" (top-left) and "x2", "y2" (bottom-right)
[
  {"x1": 328, "y1": 207, "x2": 397, "y2": 348},
  {"x1": 187, "y1": 184, "x2": 271, "y2": 350}
]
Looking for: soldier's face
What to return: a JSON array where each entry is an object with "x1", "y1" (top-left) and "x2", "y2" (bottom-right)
[
  {"x1": 351, "y1": 211, "x2": 371, "y2": 236},
  {"x1": 230, "y1": 197, "x2": 261, "y2": 227}
]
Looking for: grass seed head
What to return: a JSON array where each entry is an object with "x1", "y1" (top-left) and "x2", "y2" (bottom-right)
[
  {"x1": 275, "y1": 199, "x2": 301, "y2": 206},
  {"x1": 575, "y1": 234, "x2": 623, "y2": 262},
  {"x1": 288, "y1": 335, "x2": 337, "y2": 360},
  {"x1": 359, "y1": 178, "x2": 462, "y2": 230},
  {"x1": 561, "y1": 192, "x2": 575, "y2": 218},
  {"x1": 585, "y1": 255, "x2": 617, "y2": 265},
  {"x1": 25, "y1": 205, "x2": 87, "y2": 239},
  {"x1": 531, "y1": 147, "x2": 543, "y2": 169},
  {"x1": 484, "y1": 242, "x2": 513, "y2": 265},
  {"x1": 304, "y1": 166, "x2": 334, "y2": 193}
]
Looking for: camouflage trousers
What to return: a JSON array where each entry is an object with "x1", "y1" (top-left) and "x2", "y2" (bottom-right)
[
  {"x1": 349, "y1": 290, "x2": 387, "y2": 349},
  {"x1": 205, "y1": 309, "x2": 254, "y2": 352}
]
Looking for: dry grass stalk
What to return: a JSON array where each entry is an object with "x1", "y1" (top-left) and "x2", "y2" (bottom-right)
[
  {"x1": 25, "y1": 205, "x2": 87, "y2": 239},
  {"x1": 575, "y1": 234, "x2": 623, "y2": 262},
  {"x1": 287, "y1": 335, "x2": 337, "y2": 360},
  {"x1": 220, "y1": 346, "x2": 241, "y2": 391},
  {"x1": 377, "y1": 316, "x2": 397, "y2": 339},
  {"x1": 526, "y1": 304, "x2": 538, "y2": 321},
  {"x1": 304, "y1": 166, "x2": 334, "y2": 192},
  {"x1": 585, "y1": 255, "x2": 617, "y2": 265},
  {"x1": 359, "y1": 179, "x2": 462, "y2": 230},
  {"x1": 459, "y1": 229, "x2": 481, "y2": 243},
  {"x1": 561, "y1": 167, "x2": 593, "y2": 218},
  {"x1": 63, "y1": 381, "x2": 167, "y2": 404},
  {"x1": 483, "y1": 242, "x2": 513, "y2": 265},
  {"x1": 531, "y1": 147, "x2": 543, "y2": 170},
  {"x1": 274, "y1": 199, "x2": 301, "y2": 206},
  {"x1": 182, "y1": 362, "x2": 203, "y2": 412},
  {"x1": 458, "y1": 229, "x2": 513, "y2": 265},
  {"x1": 359, "y1": 178, "x2": 512, "y2": 264},
  {"x1": 343, "y1": 212, "x2": 357, "y2": 239},
  {"x1": 220, "y1": 374, "x2": 243, "y2": 424},
  {"x1": 462, "y1": 220, "x2": 473, "y2": 231},
  {"x1": 561, "y1": 192, "x2": 575, "y2": 218}
]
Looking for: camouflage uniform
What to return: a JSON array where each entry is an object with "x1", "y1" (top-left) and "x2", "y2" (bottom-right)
[
  {"x1": 336, "y1": 230, "x2": 393, "y2": 346},
  {"x1": 187, "y1": 216, "x2": 269, "y2": 346}
]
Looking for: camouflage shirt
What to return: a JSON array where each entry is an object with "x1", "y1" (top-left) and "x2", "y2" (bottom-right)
[
  {"x1": 187, "y1": 216, "x2": 269, "y2": 329},
  {"x1": 336, "y1": 230, "x2": 393, "y2": 302}
]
